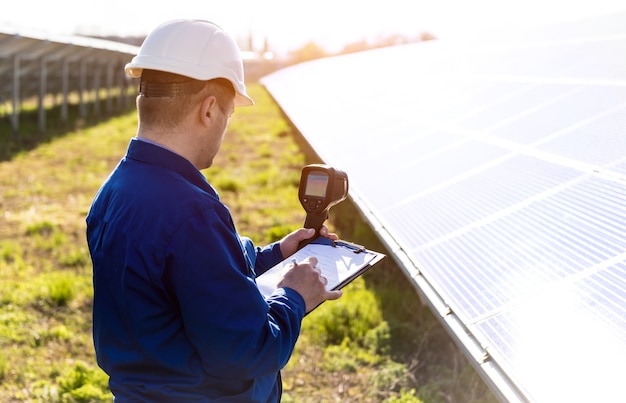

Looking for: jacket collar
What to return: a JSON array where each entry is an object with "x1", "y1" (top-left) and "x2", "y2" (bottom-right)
[{"x1": 125, "y1": 137, "x2": 218, "y2": 198}]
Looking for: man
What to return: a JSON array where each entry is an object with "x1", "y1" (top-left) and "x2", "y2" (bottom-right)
[{"x1": 86, "y1": 19, "x2": 342, "y2": 402}]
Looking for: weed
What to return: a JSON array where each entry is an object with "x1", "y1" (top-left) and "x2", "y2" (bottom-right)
[
  {"x1": 42, "y1": 325, "x2": 74, "y2": 343},
  {"x1": 385, "y1": 388, "x2": 424, "y2": 403},
  {"x1": 58, "y1": 247, "x2": 89, "y2": 267},
  {"x1": 0, "y1": 240, "x2": 22, "y2": 263},
  {"x1": 0, "y1": 309, "x2": 42, "y2": 356},
  {"x1": 305, "y1": 278, "x2": 382, "y2": 346},
  {"x1": 323, "y1": 339, "x2": 381, "y2": 373},
  {"x1": 27, "y1": 381, "x2": 60, "y2": 402},
  {"x1": 265, "y1": 224, "x2": 296, "y2": 243},
  {"x1": 213, "y1": 175, "x2": 243, "y2": 194},
  {"x1": 26, "y1": 220, "x2": 55, "y2": 236},
  {"x1": 369, "y1": 359, "x2": 411, "y2": 394},
  {"x1": 250, "y1": 169, "x2": 272, "y2": 187},
  {"x1": 57, "y1": 361, "x2": 111, "y2": 402},
  {"x1": 257, "y1": 143, "x2": 273, "y2": 158},
  {"x1": 45, "y1": 273, "x2": 77, "y2": 307},
  {"x1": 364, "y1": 320, "x2": 392, "y2": 355},
  {"x1": 0, "y1": 353, "x2": 6, "y2": 380}
]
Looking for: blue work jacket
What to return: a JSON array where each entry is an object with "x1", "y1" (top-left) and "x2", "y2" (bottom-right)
[{"x1": 86, "y1": 138, "x2": 305, "y2": 402}]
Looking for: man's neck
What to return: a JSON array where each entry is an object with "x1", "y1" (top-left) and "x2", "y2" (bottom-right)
[{"x1": 135, "y1": 128, "x2": 203, "y2": 170}]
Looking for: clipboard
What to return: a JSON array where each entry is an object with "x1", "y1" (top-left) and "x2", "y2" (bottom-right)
[{"x1": 256, "y1": 238, "x2": 385, "y2": 299}]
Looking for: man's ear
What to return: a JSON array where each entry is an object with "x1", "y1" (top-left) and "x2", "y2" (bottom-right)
[{"x1": 200, "y1": 95, "x2": 218, "y2": 126}]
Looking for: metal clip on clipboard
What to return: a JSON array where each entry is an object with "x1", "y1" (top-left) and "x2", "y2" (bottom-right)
[{"x1": 332, "y1": 239, "x2": 366, "y2": 253}]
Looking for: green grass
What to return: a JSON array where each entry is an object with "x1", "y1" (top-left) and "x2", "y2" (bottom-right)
[{"x1": 0, "y1": 84, "x2": 496, "y2": 402}]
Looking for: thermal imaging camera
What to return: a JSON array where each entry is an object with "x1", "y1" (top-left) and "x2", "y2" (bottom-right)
[{"x1": 298, "y1": 164, "x2": 348, "y2": 242}]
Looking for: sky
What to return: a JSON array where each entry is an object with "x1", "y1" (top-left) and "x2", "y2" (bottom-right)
[{"x1": 3, "y1": 0, "x2": 626, "y2": 55}]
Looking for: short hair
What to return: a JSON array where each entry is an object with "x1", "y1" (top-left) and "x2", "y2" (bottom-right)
[{"x1": 137, "y1": 70, "x2": 235, "y2": 130}]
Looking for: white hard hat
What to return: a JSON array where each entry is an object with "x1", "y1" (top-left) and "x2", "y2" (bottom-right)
[{"x1": 125, "y1": 19, "x2": 253, "y2": 106}]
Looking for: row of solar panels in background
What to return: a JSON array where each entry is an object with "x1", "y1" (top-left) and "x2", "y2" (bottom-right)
[
  {"x1": 0, "y1": 29, "x2": 138, "y2": 132},
  {"x1": 262, "y1": 11, "x2": 626, "y2": 403}
]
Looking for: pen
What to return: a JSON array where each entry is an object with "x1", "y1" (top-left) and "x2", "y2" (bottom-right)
[{"x1": 291, "y1": 258, "x2": 298, "y2": 267}]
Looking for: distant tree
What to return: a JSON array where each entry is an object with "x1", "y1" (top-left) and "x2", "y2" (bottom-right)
[
  {"x1": 376, "y1": 33, "x2": 411, "y2": 47},
  {"x1": 285, "y1": 31, "x2": 437, "y2": 65},
  {"x1": 338, "y1": 32, "x2": 437, "y2": 56},
  {"x1": 420, "y1": 32, "x2": 437, "y2": 41},
  {"x1": 288, "y1": 41, "x2": 328, "y2": 65},
  {"x1": 340, "y1": 39, "x2": 371, "y2": 55}
]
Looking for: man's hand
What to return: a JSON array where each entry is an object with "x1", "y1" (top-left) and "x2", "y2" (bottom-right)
[
  {"x1": 279, "y1": 225, "x2": 338, "y2": 258},
  {"x1": 277, "y1": 256, "x2": 342, "y2": 313}
]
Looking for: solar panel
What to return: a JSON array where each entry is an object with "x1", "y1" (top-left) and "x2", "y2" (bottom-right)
[
  {"x1": 261, "y1": 11, "x2": 626, "y2": 403},
  {"x1": 0, "y1": 29, "x2": 137, "y2": 133}
]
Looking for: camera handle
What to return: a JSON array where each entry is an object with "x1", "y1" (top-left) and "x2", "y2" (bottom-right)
[{"x1": 298, "y1": 211, "x2": 328, "y2": 249}]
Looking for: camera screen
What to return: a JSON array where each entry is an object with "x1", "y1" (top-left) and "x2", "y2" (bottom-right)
[{"x1": 305, "y1": 172, "x2": 328, "y2": 197}]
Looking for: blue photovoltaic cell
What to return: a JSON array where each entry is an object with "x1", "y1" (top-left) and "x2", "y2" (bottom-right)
[
  {"x1": 560, "y1": 40, "x2": 626, "y2": 78},
  {"x1": 341, "y1": 131, "x2": 466, "y2": 188},
  {"x1": 579, "y1": 263, "x2": 626, "y2": 335},
  {"x1": 457, "y1": 83, "x2": 574, "y2": 131},
  {"x1": 474, "y1": 260, "x2": 626, "y2": 402},
  {"x1": 412, "y1": 176, "x2": 626, "y2": 321},
  {"x1": 489, "y1": 85, "x2": 626, "y2": 145},
  {"x1": 362, "y1": 140, "x2": 509, "y2": 206},
  {"x1": 261, "y1": 11, "x2": 626, "y2": 403},
  {"x1": 537, "y1": 105, "x2": 626, "y2": 170},
  {"x1": 379, "y1": 155, "x2": 584, "y2": 250}
]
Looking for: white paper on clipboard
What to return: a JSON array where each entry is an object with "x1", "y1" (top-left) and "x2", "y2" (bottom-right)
[{"x1": 256, "y1": 240, "x2": 385, "y2": 298}]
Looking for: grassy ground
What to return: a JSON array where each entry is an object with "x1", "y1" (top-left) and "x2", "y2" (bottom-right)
[{"x1": 0, "y1": 84, "x2": 497, "y2": 402}]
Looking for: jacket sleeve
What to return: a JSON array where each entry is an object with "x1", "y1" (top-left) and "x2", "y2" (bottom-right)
[
  {"x1": 239, "y1": 236, "x2": 284, "y2": 276},
  {"x1": 163, "y1": 207, "x2": 305, "y2": 380}
]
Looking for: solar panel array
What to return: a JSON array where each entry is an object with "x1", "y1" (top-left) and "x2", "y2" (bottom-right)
[
  {"x1": 0, "y1": 28, "x2": 138, "y2": 132},
  {"x1": 261, "y1": 12, "x2": 626, "y2": 402},
  {"x1": 0, "y1": 29, "x2": 137, "y2": 101}
]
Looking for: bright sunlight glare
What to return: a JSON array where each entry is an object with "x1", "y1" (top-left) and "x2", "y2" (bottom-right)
[{"x1": 3, "y1": 0, "x2": 626, "y2": 55}]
